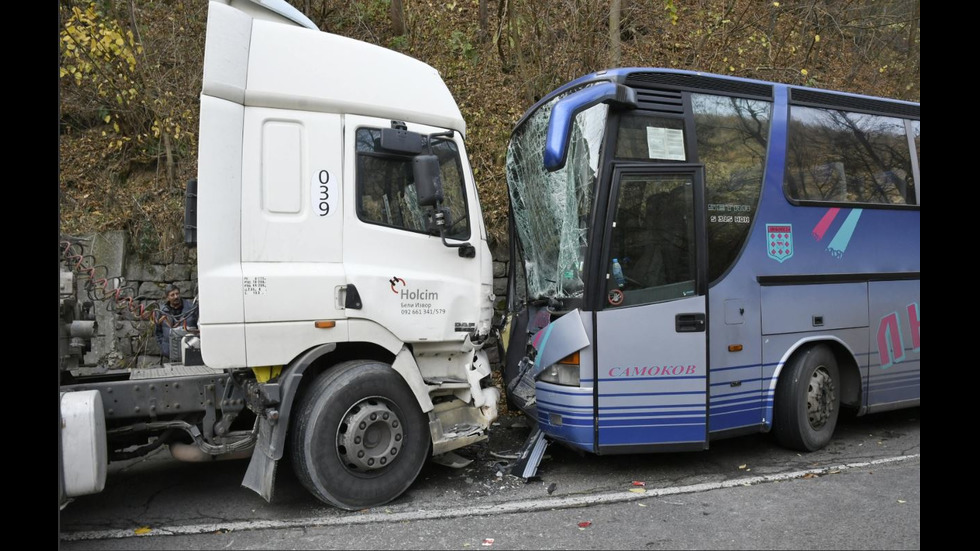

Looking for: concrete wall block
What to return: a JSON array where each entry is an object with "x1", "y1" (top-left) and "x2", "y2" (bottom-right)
[
  {"x1": 113, "y1": 319, "x2": 144, "y2": 339},
  {"x1": 123, "y1": 263, "x2": 142, "y2": 281},
  {"x1": 143, "y1": 335, "x2": 162, "y2": 356},
  {"x1": 129, "y1": 330, "x2": 158, "y2": 356},
  {"x1": 125, "y1": 264, "x2": 166, "y2": 282},
  {"x1": 147, "y1": 264, "x2": 169, "y2": 282},
  {"x1": 86, "y1": 233, "x2": 125, "y2": 367},
  {"x1": 115, "y1": 337, "x2": 133, "y2": 356},
  {"x1": 148, "y1": 248, "x2": 175, "y2": 265},
  {"x1": 493, "y1": 277, "x2": 507, "y2": 297},
  {"x1": 488, "y1": 233, "x2": 508, "y2": 260},
  {"x1": 173, "y1": 244, "x2": 198, "y2": 264},
  {"x1": 493, "y1": 261, "x2": 507, "y2": 278},
  {"x1": 164, "y1": 264, "x2": 192, "y2": 281},
  {"x1": 139, "y1": 282, "x2": 167, "y2": 300},
  {"x1": 89, "y1": 231, "x2": 126, "y2": 279},
  {"x1": 175, "y1": 281, "x2": 198, "y2": 298}
]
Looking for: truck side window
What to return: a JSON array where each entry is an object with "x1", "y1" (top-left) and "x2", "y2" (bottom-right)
[{"x1": 355, "y1": 128, "x2": 471, "y2": 240}]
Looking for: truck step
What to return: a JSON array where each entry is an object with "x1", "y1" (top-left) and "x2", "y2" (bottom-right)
[{"x1": 130, "y1": 364, "x2": 216, "y2": 380}]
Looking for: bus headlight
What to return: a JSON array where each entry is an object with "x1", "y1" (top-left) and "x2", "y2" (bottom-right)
[{"x1": 537, "y1": 351, "x2": 580, "y2": 386}]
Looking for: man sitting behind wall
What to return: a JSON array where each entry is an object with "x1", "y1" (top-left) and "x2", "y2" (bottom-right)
[{"x1": 155, "y1": 284, "x2": 199, "y2": 362}]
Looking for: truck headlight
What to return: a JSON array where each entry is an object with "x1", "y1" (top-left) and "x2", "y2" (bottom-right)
[{"x1": 537, "y1": 351, "x2": 580, "y2": 386}]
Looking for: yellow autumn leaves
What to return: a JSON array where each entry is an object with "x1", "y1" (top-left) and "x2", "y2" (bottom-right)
[{"x1": 60, "y1": 2, "x2": 189, "y2": 155}]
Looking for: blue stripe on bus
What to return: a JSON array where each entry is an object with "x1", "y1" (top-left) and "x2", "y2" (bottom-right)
[
  {"x1": 709, "y1": 388, "x2": 764, "y2": 400},
  {"x1": 709, "y1": 377, "x2": 767, "y2": 388},
  {"x1": 710, "y1": 408, "x2": 766, "y2": 431},
  {"x1": 710, "y1": 363, "x2": 762, "y2": 373},
  {"x1": 599, "y1": 425, "x2": 706, "y2": 446}
]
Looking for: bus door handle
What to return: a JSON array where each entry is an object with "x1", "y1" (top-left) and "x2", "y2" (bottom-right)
[{"x1": 675, "y1": 313, "x2": 706, "y2": 333}]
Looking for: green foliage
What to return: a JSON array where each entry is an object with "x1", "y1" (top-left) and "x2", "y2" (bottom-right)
[
  {"x1": 60, "y1": 0, "x2": 919, "y2": 259},
  {"x1": 357, "y1": 0, "x2": 392, "y2": 27},
  {"x1": 59, "y1": 1, "x2": 206, "y2": 260},
  {"x1": 60, "y1": 2, "x2": 142, "y2": 154},
  {"x1": 450, "y1": 30, "x2": 478, "y2": 62},
  {"x1": 389, "y1": 34, "x2": 409, "y2": 51},
  {"x1": 664, "y1": 0, "x2": 679, "y2": 26}
]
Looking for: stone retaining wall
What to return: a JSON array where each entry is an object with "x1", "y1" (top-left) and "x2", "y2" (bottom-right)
[{"x1": 68, "y1": 231, "x2": 509, "y2": 370}]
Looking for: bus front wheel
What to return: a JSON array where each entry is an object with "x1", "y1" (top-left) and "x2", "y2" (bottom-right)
[
  {"x1": 290, "y1": 359, "x2": 431, "y2": 510},
  {"x1": 773, "y1": 344, "x2": 840, "y2": 452}
]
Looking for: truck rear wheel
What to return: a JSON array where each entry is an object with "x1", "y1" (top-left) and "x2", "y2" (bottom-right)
[
  {"x1": 773, "y1": 344, "x2": 840, "y2": 452},
  {"x1": 290, "y1": 359, "x2": 430, "y2": 510}
]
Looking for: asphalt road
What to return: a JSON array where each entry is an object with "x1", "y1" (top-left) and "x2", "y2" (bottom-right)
[{"x1": 59, "y1": 406, "x2": 920, "y2": 549}]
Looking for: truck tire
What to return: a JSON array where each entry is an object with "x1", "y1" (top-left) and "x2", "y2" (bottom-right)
[
  {"x1": 773, "y1": 344, "x2": 840, "y2": 452},
  {"x1": 290, "y1": 359, "x2": 430, "y2": 510}
]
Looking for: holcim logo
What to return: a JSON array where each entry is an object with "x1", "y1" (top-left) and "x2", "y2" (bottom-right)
[
  {"x1": 389, "y1": 276, "x2": 406, "y2": 293},
  {"x1": 400, "y1": 288, "x2": 439, "y2": 300},
  {"x1": 390, "y1": 276, "x2": 440, "y2": 301}
]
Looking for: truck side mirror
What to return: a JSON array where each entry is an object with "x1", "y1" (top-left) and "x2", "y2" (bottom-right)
[
  {"x1": 381, "y1": 127, "x2": 424, "y2": 154},
  {"x1": 413, "y1": 155, "x2": 444, "y2": 207}
]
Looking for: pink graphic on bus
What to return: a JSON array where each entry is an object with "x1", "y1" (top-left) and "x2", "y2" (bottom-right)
[{"x1": 812, "y1": 208, "x2": 840, "y2": 241}]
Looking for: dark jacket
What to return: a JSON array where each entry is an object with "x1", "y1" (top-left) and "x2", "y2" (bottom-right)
[{"x1": 155, "y1": 298, "x2": 199, "y2": 357}]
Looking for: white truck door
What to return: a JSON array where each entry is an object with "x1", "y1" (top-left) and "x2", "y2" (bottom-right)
[{"x1": 342, "y1": 115, "x2": 485, "y2": 346}]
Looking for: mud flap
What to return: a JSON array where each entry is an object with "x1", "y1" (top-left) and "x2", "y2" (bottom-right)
[
  {"x1": 509, "y1": 425, "x2": 550, "y2": 480},
  {"x1": 242, "y1": 416, "x2": 277, "y2": 502}
]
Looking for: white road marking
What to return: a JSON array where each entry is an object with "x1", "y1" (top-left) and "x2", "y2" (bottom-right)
[{"x1": 60, "y1": 454, "x2": 918, "y2": 541}]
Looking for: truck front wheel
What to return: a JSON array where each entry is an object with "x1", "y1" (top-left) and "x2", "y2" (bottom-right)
[{"x1": 290, "y1": 359, "x2": 430, "y2": 510}]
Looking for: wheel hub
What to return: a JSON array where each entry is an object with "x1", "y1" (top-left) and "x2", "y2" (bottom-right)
[
  {"x1": 338, "y1": 399, "x2": 403, "y2": 472},
  {"x1": 806, "y1": 366, "x2": 836, "y2": 429}
]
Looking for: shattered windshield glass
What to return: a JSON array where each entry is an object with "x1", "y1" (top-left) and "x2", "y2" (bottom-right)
[{"x1": 506, "y1": 96, "x2": 608, "y2": 301}]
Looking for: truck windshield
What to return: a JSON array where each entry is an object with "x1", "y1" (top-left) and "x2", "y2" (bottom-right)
[{"x1": 506, "y1": 97, "x2": 608, "y2": 301}]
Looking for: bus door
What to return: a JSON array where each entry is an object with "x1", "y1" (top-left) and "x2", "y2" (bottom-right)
[{"x1": 594, "y1": 165, "x2": 709, "y2": 452}]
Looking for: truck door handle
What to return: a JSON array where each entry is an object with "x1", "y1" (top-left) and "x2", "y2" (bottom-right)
[{"x1": 675, "y1": 313, "x2": 705, "y2": 333}]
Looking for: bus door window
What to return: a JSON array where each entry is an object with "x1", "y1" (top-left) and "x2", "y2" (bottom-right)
[{"x1": 606, "y1": 173, "x2": 696, "y2": 307}]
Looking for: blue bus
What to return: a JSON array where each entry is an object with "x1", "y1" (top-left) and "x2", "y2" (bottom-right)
[{"x1": 501, "y1": 68, "x2": 919, "y2": 464}]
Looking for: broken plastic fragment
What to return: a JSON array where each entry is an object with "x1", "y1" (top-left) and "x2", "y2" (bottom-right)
[
  {"x1": 432, "y1": 451, "x2": 475, "y2": 469},
  {"x1": 482, "y1": 538, "x2": 495, "y2": 546},
  {"x1": 629, "y1": 487, "x2": 646, "y2": 494},
  {"x1": 134, "y1": 527, "x2": 151, "y2": 535},
  {"x1": 578, "y1": 521, "x2": 592, "y2": 528},
  {"x1": 631, "y1": 481, "x2": 645, "y2": 486}
]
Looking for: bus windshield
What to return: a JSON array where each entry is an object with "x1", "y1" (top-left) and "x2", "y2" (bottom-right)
[{"x1": 505, "y1": 96, "x2": 608, "y2": 301}]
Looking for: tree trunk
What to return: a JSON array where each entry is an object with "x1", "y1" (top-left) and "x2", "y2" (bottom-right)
[
  {"x1": 479, "y1": 0, "x2": 488, "y2": 41},
  {"x1": 609, "y1": 0, "x2": 621, "y2": 68},
  {"x1": 162, "y1": 132, "x2": 175, "y2": 185},
  {"x1": 391, "y1": 0, "x2": 406, "y2": 35}
]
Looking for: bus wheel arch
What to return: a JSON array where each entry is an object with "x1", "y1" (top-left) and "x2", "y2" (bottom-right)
[{"x1": 773, "y1": 343, "x2": 844, "y2": 452}]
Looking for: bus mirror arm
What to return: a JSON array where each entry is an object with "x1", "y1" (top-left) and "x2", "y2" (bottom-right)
[{"x1": 544, "y1": 82, "x2": 637, "y2": 172}]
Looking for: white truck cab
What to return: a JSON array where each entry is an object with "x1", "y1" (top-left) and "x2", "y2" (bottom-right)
[{"x1": 60, "y1": 0, "x2": 498, "y2": 511}]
